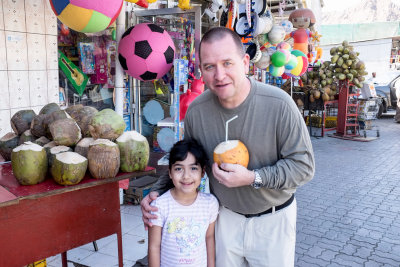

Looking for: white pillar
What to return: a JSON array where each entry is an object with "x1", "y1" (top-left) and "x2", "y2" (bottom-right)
[
  {"x1": 115, "y1": 2, "x2": 126, "y2": 204},
  {"x1": 115, "y1": 2, "x2": 126, "y2": 117}
]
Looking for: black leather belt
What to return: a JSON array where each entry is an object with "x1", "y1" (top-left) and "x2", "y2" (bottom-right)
[{"x1": 236, "y1": 194, "x2": 295, "y2": 218}]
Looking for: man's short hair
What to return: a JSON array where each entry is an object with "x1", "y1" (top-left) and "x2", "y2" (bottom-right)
[{"x1": 199, "y1": 27, "x2": 245, "y2": 61}]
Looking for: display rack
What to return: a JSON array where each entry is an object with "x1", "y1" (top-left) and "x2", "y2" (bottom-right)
[
  {"x1": 321, "y1": 100, "x2": 338, "y2": 137},
  {"x1": 336, "y1": 80, "x2": 360, "y2": 137},
  {"x1": 132, "y1": 7, "x2": 201, "y2": 151}
]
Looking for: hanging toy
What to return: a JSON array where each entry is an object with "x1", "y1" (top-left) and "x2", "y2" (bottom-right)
[
  {"x1": 60, "y1": 24, "x2": 70, "y2": 36},
  {"x1": 178, "y1": 0, "x2": 192, "y2": 10},
  {"x1": 226, "y1": 0, "x2": 237, "y2": 30},
  {"x1": 49, "y1": 0, "x2": 123, "y2": 33},
  {"x1": 245, "y1": 0, "x2": 251, "y2": 28},
  {"x1": 204, "y1": 0, "x2": 226, "y2": 22},
  {"x1": 288, "y1": 8, "x2": 316, "y2": 56},
  {"x1": 136, "y1": 0, "x2": 149, "y2": 8},
  {"x1": 112, "y1": 28, "x2": 116, "y2": 41},
  {"x1": 179, "y1": 74, "x2": 204, "y2": 121}
]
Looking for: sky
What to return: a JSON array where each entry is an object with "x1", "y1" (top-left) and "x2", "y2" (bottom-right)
[{"x1": 322, "y1": 0, "x2": 364, "y2": 11}]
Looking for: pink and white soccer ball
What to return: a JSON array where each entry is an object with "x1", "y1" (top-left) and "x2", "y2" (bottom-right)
[{"x1": 118, "y1": 23, "x2": 175, "y2": 81}]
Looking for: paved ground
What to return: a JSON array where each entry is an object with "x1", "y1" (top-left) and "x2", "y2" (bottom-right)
[
  {"x1": 46, "y1": 117, "x2": 400, "y2": 267},
  {"x1": 295, "y1": 117, "x2": 400, "y2": 267}
]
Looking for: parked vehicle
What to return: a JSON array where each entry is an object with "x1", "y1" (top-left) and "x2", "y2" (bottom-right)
[{"x1": 372, "y1": 71, "x2": 400, "y2": 117}]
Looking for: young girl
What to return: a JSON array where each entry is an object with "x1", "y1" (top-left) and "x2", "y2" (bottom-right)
[{"x1": 148, "y1": 139, "x2": 219, "y2": 267}]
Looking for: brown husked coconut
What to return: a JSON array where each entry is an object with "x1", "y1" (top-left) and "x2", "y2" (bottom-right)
[
  {"x1": 65, "y1": 104, "x2": 84, "y2": 118},
  {"x1": 88, "y1": 109, "x2": 125, "y2": 140},
  {"x1": 43, "y1": 110, "x2": 70, "y2": 138},
  {"x1": 11, "y1": 109, "x2": 36, "y2": 135},
  {"x1": 0, "y1": 132, "x2": 19, "y2": 161},
  {"x1": 72, "y1": 106, "x2": 98, "y2": 137},
  {"x1": 43, "y1": 141, "x2": 57, "y2": 159},
  {"x1": 18, "y1": 130, "x2": 37, "y2": 145},
  {"x1": 39, "y1": 102, "x2": 60, "y2": 115},
  {"x1": 51, "y1": 151, "x2": 88, "y2": 185},
  {"x1": 30, "y1": 114, "x2": 48, "y2": 137},
  {"x1": 34, "y1": 136, "x2": 51, "y2": 146},
  {"x1": 49, "y1": 118, "x2": 82, "y2": 146},
  {"x1": 116, "y1": 131, "x2": 149, "y2": 172},
  {"x1": 87, "y1": 139, "x2": 120, "y2": 179},
  {"x1": 48, "y1": 145, "x2": 73, "y2": 167},
  {"x1": 74, "y1": 137, "x2": 94, "y2": 158},
  {"x1": 11, "y1": 142, "x2": 47, "y2": 185}
]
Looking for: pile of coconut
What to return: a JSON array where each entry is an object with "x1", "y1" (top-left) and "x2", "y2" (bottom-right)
[{"x1": 0, "y1": 103, "x2": 150, "y2": 186}]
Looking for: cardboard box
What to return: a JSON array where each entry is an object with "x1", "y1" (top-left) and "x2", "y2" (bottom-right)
[{"x1": 124, "y1": 176, "x2": 158, "y2": 205}]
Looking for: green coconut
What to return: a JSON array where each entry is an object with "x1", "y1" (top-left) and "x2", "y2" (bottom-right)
[
  {"x1": 39, "y1": 102, "x2": 60, "y2": 115},
  {"x1": 11, "y1": 109, "x2": 36, "y2": 135},
  {"x1": 75, "y1": 137, "x2": 94, "y2": 158},
  {"x1": 116, "y1": 131, "x2": 149, "y2": 172},
  {"x1": 87, "y1": 139, "x2": 120, "y2": 179},
  {"x1": 88, "y1": 109, "x2": 125, "y2": 140},
  {"x1": 51, "y1": 151, "x2": 88, "y2": 185},
  {"x1": 48, "y1": 145, "x2": 73, "y2": 167},
  {"x1": 18, "y1": 130, "x2": 36, "y2": 145},
  {"x1": 0, "y1": 132, "x2": 19, "y2": 161},
  {"x1": 11, "y1": 142, "x2": 47, "y2": 185},
  {"x1": 49, "y1": 118, "x2": 82, "y2": 146}
]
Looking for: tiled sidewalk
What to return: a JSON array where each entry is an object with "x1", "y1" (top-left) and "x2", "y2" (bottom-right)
[{"x1": 46, "y1": 205, "x2": 148, "y2": 267}]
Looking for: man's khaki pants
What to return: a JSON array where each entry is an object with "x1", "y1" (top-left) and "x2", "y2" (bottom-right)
[{"x1": 216, "y1": 199, "x2": 297, "y2": 267}]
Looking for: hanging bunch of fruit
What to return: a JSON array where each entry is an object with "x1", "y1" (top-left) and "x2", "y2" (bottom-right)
[{"x1": 300, "y1": 40, "x2": 368, "y2": 103}]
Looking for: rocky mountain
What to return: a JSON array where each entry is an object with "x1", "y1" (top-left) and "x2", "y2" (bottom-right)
[{"x1": 322, "y1": 0, "x2": 400, "y2": 24}]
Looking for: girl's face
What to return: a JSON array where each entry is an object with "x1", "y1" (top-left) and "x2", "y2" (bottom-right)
[
  {"x1": 292, "y1": 16, "x2": 311, "y2": 29},
  {"x1": 169, "y1": 152, "x2": 204, "y2": 195}
]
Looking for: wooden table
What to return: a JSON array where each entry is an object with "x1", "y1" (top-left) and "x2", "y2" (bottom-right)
[{"x1": 0, "y1": 162, "x2": 155, "y2": 267}]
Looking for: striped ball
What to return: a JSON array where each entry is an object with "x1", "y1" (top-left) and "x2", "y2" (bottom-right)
[{"x1": 49, "y1": 0, "x2": 123, "y2": 33}]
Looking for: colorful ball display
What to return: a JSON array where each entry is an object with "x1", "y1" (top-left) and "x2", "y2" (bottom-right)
[
  {"x1": 49, "y1": 0, "x2": 123, "y2": 33},
  {"x1": 271, "y1": 50, "x2": 288, "y2": 67},
  {"x1": 286, "y1": 50, "x2": 308, "y2": 77},
  {"x1": 118, "y1": 23, "x2": 175, "y2": 81},
  {"x1": 269, "y1": 64, "x2": 285, "y2": 77}
]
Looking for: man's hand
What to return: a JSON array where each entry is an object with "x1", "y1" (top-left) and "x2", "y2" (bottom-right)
[
  {"x1": 212, "y1": 162, "x2": 255, "y2": 188},
  {"x1": 140, "y1": 191, "x2": 159, "y2": 230}
]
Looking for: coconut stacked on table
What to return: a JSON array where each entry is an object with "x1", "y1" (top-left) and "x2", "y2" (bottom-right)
[{"x1": 1, "y1": 103, "x2": 150, "y2": 186}]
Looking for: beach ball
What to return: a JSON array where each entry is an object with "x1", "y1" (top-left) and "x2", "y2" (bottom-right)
[
  {"x1": 280, "y1": 20, "x2": 293, "y2": 34},
  {"x1": 284, "y1": 54, "x2": 298, "y2": 70},
  {"x1": 276, "y1": 42, "x2": 291, "y2": 51},
  {"x1": 49, "y1": 0, "x2": 123, "y2": 33},
  {"x1": 118, "y1": 23, "x2": 175, "y2": 81},
  {"x1": 287, "y1": 50, "x2": 308, "y2": 77},
  {"x1": 271, "y1": 50, "x2": 288, "y2": 67},
  {"x1": 269, "y1": 64, "x2": 285, "y2": 77}
]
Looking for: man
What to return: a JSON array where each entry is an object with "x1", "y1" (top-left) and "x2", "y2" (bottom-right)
[
  {"x1": 394, "y1": 78, "x2": 400, "y2": 123},
  {"x1": 141, "y1": 27, "x2": 315, "y2": 267}
]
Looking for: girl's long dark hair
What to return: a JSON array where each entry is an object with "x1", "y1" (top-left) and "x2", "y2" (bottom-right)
[{"x1": 168, "y1": 139, "x2": 208, "y2": 170}]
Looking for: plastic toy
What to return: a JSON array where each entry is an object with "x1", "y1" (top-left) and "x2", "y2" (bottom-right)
[
  {"x1": 179, "y1": 74, "x2": 204, "y2": 121},
  {"x1": 178, "y1": 0, "x2": 192, "y2": 10},
  {"x1": 118, "y1": 23, "x2": 175, "y2": 81},
  {"x1": 49, "y1": 0, "x2": 123, "y2": 33},
  {"x1": 288, "y1": 8, "x2": 316, "y2": 55}
]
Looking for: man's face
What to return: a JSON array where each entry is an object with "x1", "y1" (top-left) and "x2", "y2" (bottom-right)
[{"x1": 199, "y1": 35, "x2": 250, "y2": 108}]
